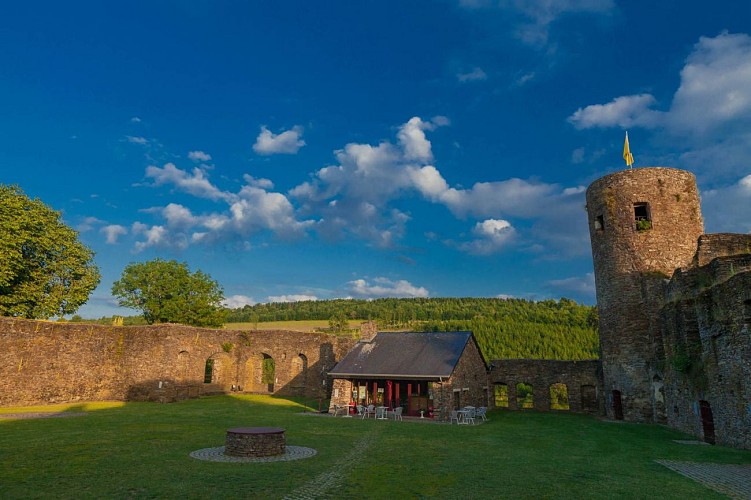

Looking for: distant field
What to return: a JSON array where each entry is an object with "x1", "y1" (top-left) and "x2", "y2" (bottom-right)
[
  {"x1": 224, "y1": 320, "x2": 340, "y2": 332},
  {"x1": 224, "y1": 320, "x2": 409, "y2": 334}
]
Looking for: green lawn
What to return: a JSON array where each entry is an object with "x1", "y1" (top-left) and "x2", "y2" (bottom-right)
[{"x1": 1, "y1": 395, "x2": 749, "y2": 499}]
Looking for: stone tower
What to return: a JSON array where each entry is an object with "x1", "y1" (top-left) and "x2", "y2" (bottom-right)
[{"x1": 586, "y1": 167, "x2": 703, "y2": 422}]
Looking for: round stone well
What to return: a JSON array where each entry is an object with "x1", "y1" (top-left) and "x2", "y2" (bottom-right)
[{"x1": 224, "y1": 427, "x2": 286, "y2": 458}]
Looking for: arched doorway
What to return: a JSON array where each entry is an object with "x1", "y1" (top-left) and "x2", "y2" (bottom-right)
[
  {"x1": 699, "y1": 400, "x2": 715, "y2": 444},
  {"x1": 612, "y1": 390, "x2": 624, "y2": 420},
  {"x1": 261, "y1": 353, "x2": 275, "y2": 393}
]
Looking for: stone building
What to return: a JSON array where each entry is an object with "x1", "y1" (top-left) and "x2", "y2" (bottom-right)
[
  {"x1": 586, "y1": 166, "x2": 751, "y2": 448},
  {"x1": 327, "y1": 327, "x2": 489, "y2": 419}
]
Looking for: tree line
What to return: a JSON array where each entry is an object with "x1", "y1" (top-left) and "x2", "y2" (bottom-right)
[{"x1": 228, "y1": 297, "x2": 599, "y2": 360}]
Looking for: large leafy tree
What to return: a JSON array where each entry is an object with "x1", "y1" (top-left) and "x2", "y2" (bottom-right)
[
  {"x1": 0, "y1": 185, "x2": 101, "y2": 318},
  {"x1": 112, "y1": 259, "x2": 226, "y2": 327}
]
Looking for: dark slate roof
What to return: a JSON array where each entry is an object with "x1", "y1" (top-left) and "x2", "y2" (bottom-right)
[{"x1": 329, "y1": 331, "x2": 474, "y2": 380}]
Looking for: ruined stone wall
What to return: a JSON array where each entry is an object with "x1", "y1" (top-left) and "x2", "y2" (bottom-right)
[
  {"x1": 693, "y1": 234, "x2": 751, "y2": 267},
  {"x1": 488, "y1": 359, "x2": 602, "y2": 413},
  {"x1": 661, "y1": 254, "x2": 751, "y2": 449},
  {"x1": 0, "y1": 317, "x2": 355, "y2": 407},
  {"x1": 586, "y1": 167, "x2": 703, "y2": 422}
]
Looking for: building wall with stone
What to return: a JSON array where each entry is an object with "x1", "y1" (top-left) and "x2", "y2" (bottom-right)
[
  {"x1": 660, "y1": 253, "x2": 751, "y2": 449},
  {"x1": 586, "y1": 167, "x2": 704, "y2": 423},
  {"x1": 0, "y1": 317, "x2": 355, "y2": 407},
  {"x1": 488, "y1": 359, "x2": 602, "y2": 413},
  {"x1": 431, "y1": 335, "x2": 489, "y2": 418},
  {"x1": 328, "y1": 334, "x2": 489, "y2": 420}
]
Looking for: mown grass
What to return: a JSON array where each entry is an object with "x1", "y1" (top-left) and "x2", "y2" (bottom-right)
[{"x1": 1, "y1": 395, "x2": 749, "y2": 499}]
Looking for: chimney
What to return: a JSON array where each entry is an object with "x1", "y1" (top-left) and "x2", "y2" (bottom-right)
[{"x1": 359, "y1": 320, "x2": 378, "y2": 342}]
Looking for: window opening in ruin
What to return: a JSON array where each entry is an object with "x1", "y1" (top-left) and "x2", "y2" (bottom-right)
[
  {"x1": 594, "y1": 215, "x2": 604, "y2": 231},
  {"x1": 516, "y1": 382, "x2": 534, "y2": 409},
  {"x1": 203, "y1": 359, "x2": 214, "y2": 384},
  {"x1": 744, "y1": 299, "x2": 751, "y2": 325},
  {"x1": 291, "y1": 353, "x2": 307, "y2": 377},
  {"x1": 549, "y1": 383, "x2": 570, "y2": 410},
  {"x1": 261, "y1": 353, "x2": 275, "y2": 392},
  {"x1": 494, "y1": 383, "x2": 509, "y2": 408},
  {"x1": 633, "y1": 202, "x2": 652, "y2": 231},
  {"x1": 581, "y1": 385, "x2": 597, "y2": 412}
]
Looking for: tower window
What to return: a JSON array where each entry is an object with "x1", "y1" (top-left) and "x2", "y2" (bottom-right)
[
  {"x1": 634, "y1": 202, "x2": 652, "y2": 231},
  {"x1": 594, "y1": 215, "x2": 604, "y2": 231}
]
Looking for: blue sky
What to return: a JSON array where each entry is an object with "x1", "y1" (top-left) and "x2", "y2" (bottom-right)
[{"x1": 2, "y1": 1, "x2": 750, "y2": 318}]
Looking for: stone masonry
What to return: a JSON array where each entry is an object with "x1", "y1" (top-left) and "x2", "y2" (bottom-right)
[
  {"x1": 0, "y1": 317, "x2": 355, "y2": 407},
  {"x1": 587, "y1": 166, "x2": 751, "y2": 449}
]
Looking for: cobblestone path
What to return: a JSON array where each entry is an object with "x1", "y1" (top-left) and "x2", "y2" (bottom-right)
[
  {"x1": 656, "y1": 460, "x2": 751, "y2": 499},
  {"x1": 283, "y1": 424, "x2": 385, "y2": 500}
]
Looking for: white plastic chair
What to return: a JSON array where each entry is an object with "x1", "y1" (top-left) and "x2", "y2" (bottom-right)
[
  {"x1": 391, "y1": 407, "x2": 403, "y2": 421},
  {"x1": 450, "y1": 410, "x2": 460, "y2": 424},
  {"x1": 362, "y1": 404, "x2": 375, "y2": 419},
  {"x1": 476, "y1": 407, "x2": 487, "y2": 421},
  {"x1": 465, "y1": 408, "x2": 476, "y2": 425}
]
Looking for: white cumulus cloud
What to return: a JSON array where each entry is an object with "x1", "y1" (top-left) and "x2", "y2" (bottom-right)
[
  {"x1": 253, "y1": 125, "x2": 305, "y2": 155},
  {"x1": 266, "y1": 294, "x2": 319, "y2": 303},
  {"x1": 223, "y1": 295, "x2": 256, "y2": 309},
  {"x1": 101, "y1": 224, "x2": 127, "y2": 244},
  {"x1": 347, "y1": 277, "x2": 429, "y2": 298},
  {"x1": 188, "y1": 150, "x2": 212, "y2": 162},
  {"x1": 569, "y1": 33, "x2": 751, "y2": 137},
  {"x1": 459, "y1": 219, "x2": 517, "y2": 255}
]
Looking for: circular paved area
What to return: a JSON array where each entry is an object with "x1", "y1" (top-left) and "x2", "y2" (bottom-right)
[{"x1": 190, "y1": 445, "x2": 316, "y2": 463}]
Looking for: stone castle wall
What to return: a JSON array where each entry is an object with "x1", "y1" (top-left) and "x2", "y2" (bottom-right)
[
  {"x1": 586, "y1": 165, "x2": 751, "y2": 449},
  {"x1": 0, "y1": 317, "x2": 355, "y2": 407},
  {"x1": 586, "y1": 167, "x2": 704, "y2": 422},
  {"x1": 661, "y1": 253, "x2": 751, "y2": 449}
]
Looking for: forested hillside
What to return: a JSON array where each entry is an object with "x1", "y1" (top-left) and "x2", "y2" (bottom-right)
[{"x1": 227, "y1": 297, "x2": 599, "y2": 361}]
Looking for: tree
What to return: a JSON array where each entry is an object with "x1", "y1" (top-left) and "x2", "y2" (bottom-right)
[
  {"x1": 328, "y1": 310, "x2": 348, "y2": 332},
  {"x1": 112, "y1": 259, "x2": 226, "y2": 327},
  {"x1": 0, "y1": 185, "x2": 101, "y2": 318}
]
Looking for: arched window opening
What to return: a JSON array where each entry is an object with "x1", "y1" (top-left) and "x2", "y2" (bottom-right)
[
  {"x1": 549, "y1": 383, "x2": 570, "y2": 410},
  {"x1": 177, "y1": 350, "x2": 190, "y2": 381},
  {"x1": 203, "y1": 358, "x2": 214, "y2": 384},
  {"x1": 291, "y1": 353, "x2": 308, "y2": 378},
  {"x1": 494, "y1": 383, "x2": 509, "y2": 408},
  {"x1": 261, "y1": 353, "x2": 275, "y2": 392},
  {"x1": 517, "y1": 382, "x2": 534, "y2": 409}
]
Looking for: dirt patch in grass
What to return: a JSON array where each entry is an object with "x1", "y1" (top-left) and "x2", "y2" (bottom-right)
[{"x1": 0, "y1": 412, "x2": 88, "y2": 420}]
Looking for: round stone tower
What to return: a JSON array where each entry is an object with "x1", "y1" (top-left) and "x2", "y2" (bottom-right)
[{"x1": 586, "y1": 167, "x2": 703, "y2": 422}]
